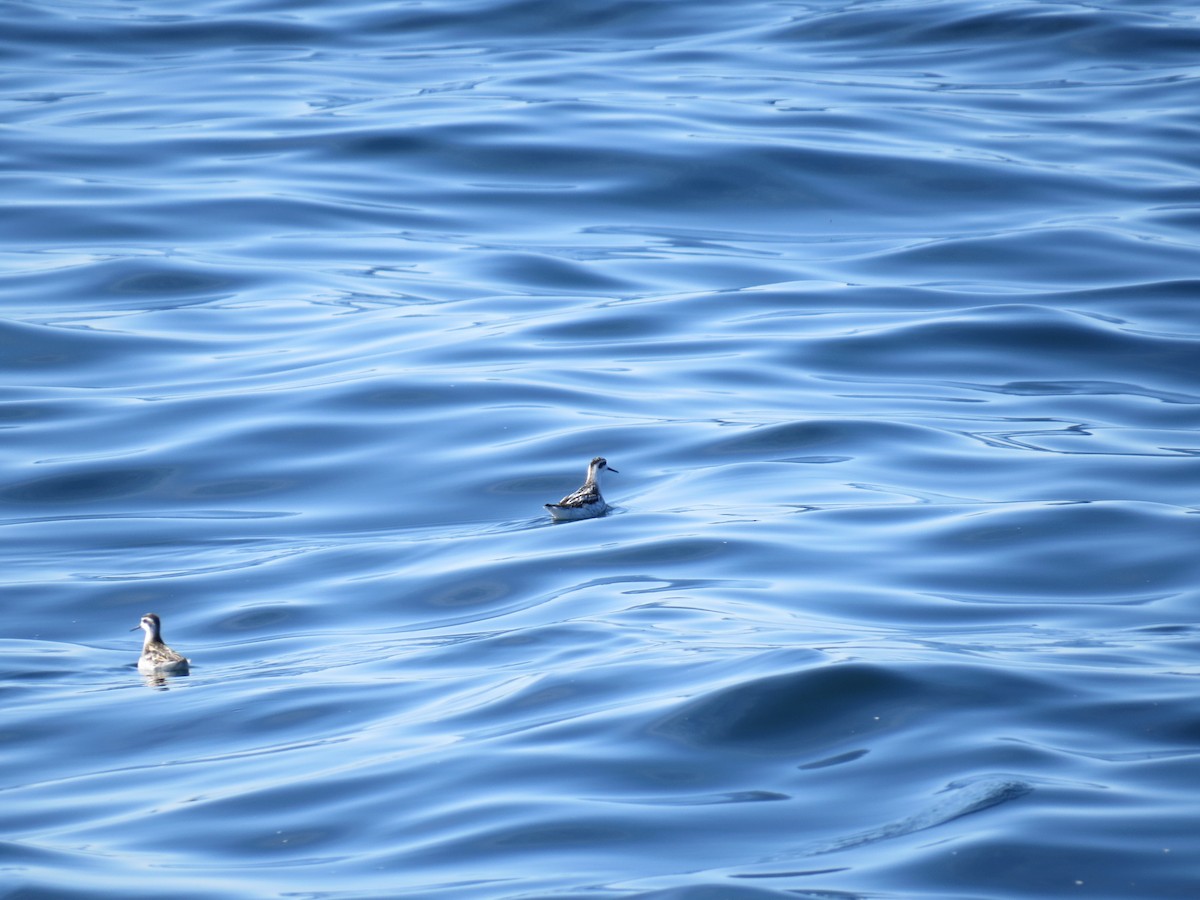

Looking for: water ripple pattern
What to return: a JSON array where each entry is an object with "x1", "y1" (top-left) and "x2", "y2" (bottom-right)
[{"x1": 4, "y1": 1, "x2": 1200, "y2": 897}]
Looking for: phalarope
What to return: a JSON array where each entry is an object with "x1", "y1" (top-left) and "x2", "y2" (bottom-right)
[
  {"x1": 545, "y1": 456, "x2": 618, "y2": 521},
  {"x1": 131, "y1": 613, "x2": 190, "y2": 675}
]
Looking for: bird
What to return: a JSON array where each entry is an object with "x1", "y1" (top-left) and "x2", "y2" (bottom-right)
[
  {"x1": 544, "y1": 456, "x2": 618, "y2": 521},
  {"x1": 131, "y1": 613, "x2": 190, "y2": 675}
]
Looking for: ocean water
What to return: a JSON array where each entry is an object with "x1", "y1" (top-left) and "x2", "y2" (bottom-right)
[{"x1": 3, "y1": 0, "x2": 1200, "y2": 897}]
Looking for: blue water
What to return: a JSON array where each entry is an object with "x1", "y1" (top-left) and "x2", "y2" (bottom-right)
[{"x1": 3, "y1": 1, "x2": 1200, "y2": 897}]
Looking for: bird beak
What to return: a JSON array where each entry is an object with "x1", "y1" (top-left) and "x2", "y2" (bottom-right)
[
  {"x1": 130, "y1": 624, "x2": 141, "y2": 631},
  {"x1": 608, "y1": 466, "x2": 619, "y2": 474}
]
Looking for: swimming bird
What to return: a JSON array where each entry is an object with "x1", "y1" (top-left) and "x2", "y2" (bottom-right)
[
  {"x1": 544, "y1": 456, "x2": 618, "y2": 521},
  {"x1": 131, "y1": 613, "x2": 190, "y2": 675}
]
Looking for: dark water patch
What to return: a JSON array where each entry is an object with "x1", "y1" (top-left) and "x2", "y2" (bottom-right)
[
  {"x1": 346, "y1": 0, "x2": 760, "y2": 43},
  {"x1": 798, "y1": 303, "x2": 1200, "y2": 385},
  {"x1": 2, "y1": 466, "x2": 171, "y2": 505},
  {"x1": 2, "y1": 9, "x2": 327, "y2": 56},
  {"x1": 699, "y1": 419, "x2": 951, "y2": 460},
  {"x1": 0, "y1": 258, "x2": 250, "y2": 312},
  {"x1": 623, "y1": 142, "x2": 1100, "y2": 227},
  {"x1": 0, "y1": 845, "x2": 237, "y2": 900},
  {"x1": 775, "y1": 3, "x2": 1200, "y2": 72},
  {"x1": 649, "y1": 662, "x2": 1037, "y2": 757},
  {"x1": 953, "y1": 378, "x2": 1200, "y2": 405},
  {"x1": 463, "y1": 251, "x2": 635, "y2": 293},
  {"x1": 530, "y1": 309, "x2": 682, "y2": 343},
  {"x1": 630, "y1": 887, "x2": 801, "y2": 900},
  {"x1": 0, "y1": 318, "x2": 200, "y2": 380},
  {"x1": 186, "y1": 478, "x2": 298, "y2": 499},
  {"x1": 883, "y1": 828, "x2": 1200, "y2": 899},
  {"x1": 107, "y1": 264, "x2": 238, "y2": 300},
  {"x1": 862, "y1": 228, "x2": 1200, "y2": 288},
  {"x1": 424, "y1": 577, "x2": 516, "y2": 610},
  {"x1": 0, "y1": 400, "x2": 70, "y2": 427},
  {"x1": 901, "y1": 501, "x2": 1200, "y2": 600},
  {"x1": 1, "y1": 193, "x2": 405, "y2": 246},
  {"x1": 215, "y1": 603, "x2": 300, "y2": 634}
]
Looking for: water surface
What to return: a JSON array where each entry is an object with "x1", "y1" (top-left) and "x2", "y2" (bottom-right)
[{"x1": 3, "y1": 1, "x2": 1200, "y2": 897}]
